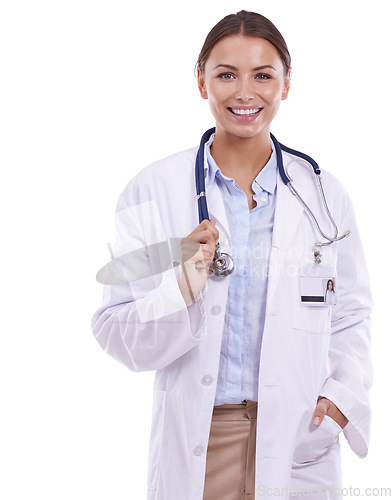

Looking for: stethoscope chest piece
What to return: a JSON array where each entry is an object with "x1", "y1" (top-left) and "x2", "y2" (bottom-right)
[{"x1": 210, "y1": 243, "x2": 234, "y2": 277}]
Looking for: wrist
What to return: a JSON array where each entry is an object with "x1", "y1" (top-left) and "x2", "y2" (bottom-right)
[{"x1": 177, "y1": 278, "x2": 194, "y2": 306}]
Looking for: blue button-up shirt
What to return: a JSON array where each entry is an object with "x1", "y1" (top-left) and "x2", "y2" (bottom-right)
[{"x1": 205, "y1": 135, "x2": 278, "y2": 406}]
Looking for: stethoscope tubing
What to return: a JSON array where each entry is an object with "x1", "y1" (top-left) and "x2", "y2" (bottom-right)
[{"x1": 195, "y1": 127, "x2": 215, "y2": 224}]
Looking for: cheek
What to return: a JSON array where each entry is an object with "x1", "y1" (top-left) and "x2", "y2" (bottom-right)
[
  {"x1": 207, "y1": 80, "x2": 231, "y2": 102},
  {"x1": 262, "y1": 82, "x2": 285, "y2": 105}
]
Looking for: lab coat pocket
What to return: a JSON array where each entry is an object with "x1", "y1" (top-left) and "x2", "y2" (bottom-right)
[
  {"x1": 292, "y1": 415, "x2": 342, "y2": 465},
  {"x1": 292, "y1": 304, "x2": 332, "y2": 334},
  {"x1": 147, "y1": 389, "x2": 166, "y2": 491}
]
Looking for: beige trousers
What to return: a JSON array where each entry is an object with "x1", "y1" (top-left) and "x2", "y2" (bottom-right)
[{"x1": 203, "y1": 400, "x2": 258, "y2": 500}]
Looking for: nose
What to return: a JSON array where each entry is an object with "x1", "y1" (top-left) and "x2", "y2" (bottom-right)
[{"x1": 234, "y1": 77, "x2": 255, "y2": 102}]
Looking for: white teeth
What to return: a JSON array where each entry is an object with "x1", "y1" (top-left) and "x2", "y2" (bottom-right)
[{"x1": 230, "y1": 108, "x2": 261, "y2": 116}]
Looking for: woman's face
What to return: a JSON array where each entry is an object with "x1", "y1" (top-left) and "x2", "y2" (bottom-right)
[
  {"x1": 328, "y1": 281, "x2": 333, "y2": 290},
  {"x1": 197, "y1": 35, "x2": 291, "y2": 140}
]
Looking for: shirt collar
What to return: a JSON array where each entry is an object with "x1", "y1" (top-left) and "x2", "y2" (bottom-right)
[{"x1": 204, "y1": 132, "x2": 277, "y2": 194}]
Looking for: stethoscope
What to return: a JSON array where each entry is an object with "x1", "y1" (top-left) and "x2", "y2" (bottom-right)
[{"x1": 195, "y1": 127, "x2": 351, "y2": 277}]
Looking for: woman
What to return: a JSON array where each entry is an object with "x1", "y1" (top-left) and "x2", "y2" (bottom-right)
[
  {"x1": 92, "y1": 10, "x2": 373, "y2": 500},
  {"x1": 325, "y1": 279, "x2": 337, "y2": 306}
]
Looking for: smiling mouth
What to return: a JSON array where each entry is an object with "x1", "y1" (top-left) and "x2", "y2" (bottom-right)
[{"x1": 228, "y1": 107, "x2": 262, "y2": 116}]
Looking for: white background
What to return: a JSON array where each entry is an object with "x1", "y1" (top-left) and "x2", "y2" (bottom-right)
[{"x1": 1, "y1": 0, "x2": 391, "y2": 498}]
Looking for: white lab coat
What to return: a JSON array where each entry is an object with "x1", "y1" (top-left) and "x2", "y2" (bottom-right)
[{"x1": 91, "y1": 143, "x2": 373, "y2": 500}]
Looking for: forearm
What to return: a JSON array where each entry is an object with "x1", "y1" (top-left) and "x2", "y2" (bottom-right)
[{"x1": 92, "y1": 269, "x2": 207, "y2": 372}]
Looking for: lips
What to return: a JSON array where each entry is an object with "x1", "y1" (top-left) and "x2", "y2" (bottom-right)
[{"x1": 228, "y1": 107, "x2": 262, "y2": 116}]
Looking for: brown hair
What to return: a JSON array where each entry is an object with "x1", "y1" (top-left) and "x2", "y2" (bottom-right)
[{"x1": 196, "y1": 10, "x2": 291, "y2": 76}]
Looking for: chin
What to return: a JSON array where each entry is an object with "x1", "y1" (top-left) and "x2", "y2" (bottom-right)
[{"x1": 224, "y1": 124, "x2": 268, "y2": 139}]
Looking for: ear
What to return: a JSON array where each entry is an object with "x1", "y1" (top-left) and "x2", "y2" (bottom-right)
[
  {"x1": 197, "y1": 66, "x2": 208, "y2": 100},
  {"x1": 281, "y1": 67, "x2": 292, "y2": 101}
]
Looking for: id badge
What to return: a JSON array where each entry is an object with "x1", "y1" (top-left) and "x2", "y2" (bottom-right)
[{"x1": 299, "y1": 265, "x2": 338, "y2": 307}]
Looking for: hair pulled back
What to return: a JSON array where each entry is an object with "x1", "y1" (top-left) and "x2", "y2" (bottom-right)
[{"x1": 196, "y1": 10, "x2": 291, "y2": 76}]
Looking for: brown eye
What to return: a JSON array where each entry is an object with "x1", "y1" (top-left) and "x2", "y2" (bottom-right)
[
  {"x1": 217, "y1": 72, "x2": 235, "y2": 79},
  {"x1": 255, "y1": 73, "x2": 271, "y2": 80}
]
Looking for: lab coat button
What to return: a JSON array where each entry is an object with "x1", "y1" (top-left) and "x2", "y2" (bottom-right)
[
  {"x1": 193, "y1": 445, "x2": 204, "y2": 456},
  {"x1": 201, "y1": 375, "x2": 213, "y2": 386},
  {"x1": 210, "y1": 305, "x2": 222, "y2": 315}
]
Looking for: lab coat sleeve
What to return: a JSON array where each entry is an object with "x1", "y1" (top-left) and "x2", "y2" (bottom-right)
[
  {"x1": 319, "y1": 196, "x2": 373, "y2": 458},
  {"x1": 91, "y1": 178, "x2": 207, "y2": 372}
]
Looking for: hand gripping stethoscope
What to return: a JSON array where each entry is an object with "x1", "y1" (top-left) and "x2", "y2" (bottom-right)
[{"x1": 195, "y1": 127, "x2": 351, "y2": 277}]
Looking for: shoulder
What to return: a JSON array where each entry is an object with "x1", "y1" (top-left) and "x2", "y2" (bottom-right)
[
  {"x1": 132, "y1": 146, "x2": 197, "y2": 183},
  {"x1": 116, "y1": 146, "x2": 198, "y2": 211},
  {"x1": 142, "y1": 146, "x2": 198, "y2": 178}
]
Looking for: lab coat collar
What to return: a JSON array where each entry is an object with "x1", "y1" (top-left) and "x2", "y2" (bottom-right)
[
  {"x1": 200, "y1": 137, "x2": 314, "y2": 250},
  {"x1": 199, "y1": 132, "x2": 231, "y2": 243},
  {"x1": 203, "y1": 131, "x2": 215, "y2": 184}
]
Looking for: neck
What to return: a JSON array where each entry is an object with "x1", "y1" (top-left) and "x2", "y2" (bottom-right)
[{"x1": 210, "y1": 126, "x2": 272, "y2": 179}]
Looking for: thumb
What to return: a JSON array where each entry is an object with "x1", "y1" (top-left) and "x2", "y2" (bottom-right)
[
  {"x1": 211, "y1": 218, "x2": 216, "y2": 225},
  {"x1": 313, "y1": 400, "x2": 328, "y2": 426}
]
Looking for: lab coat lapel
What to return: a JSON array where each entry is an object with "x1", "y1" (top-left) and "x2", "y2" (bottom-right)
[
  {"x1": 266, "y1": 157, "x2": 309, "y2": 305},
  {"x1": 204, "y1": 165, "x2": 231, "y2": 244},
  {"x1": 271, "y1": 161, "x2": 305, "y2": 250}
]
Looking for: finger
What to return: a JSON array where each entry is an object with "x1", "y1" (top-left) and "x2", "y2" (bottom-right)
[
  {"x1": 184, "y1": 229, "x2": 218, "y2": 249},
  {"x1": 180, "y1": 238, "x2": 201, "y2": 262},
  {"x1": 196, "y1": 244, "x2": 216, "y2": 264},
  {"x1": 200, "y1": 219, "x2": 219, "y2": 242},
  {"x1": 210, "y1": 219, "x2": 219, "y2": 242},
  {"x1": 200, "y1": 248, "x2": 216, "y2": 268},
  {"x1": 181, "y1": 237, "x2": 215, "y2": 256},
  {"x1": 190, "y1": 245, "x2": 215, "y2": 261},
  {"x1": 313, "y1": 400, "x2": 328, "y2": 425},
  {"x1": 187, "y1": 221, "x2": 218, "y2": 247},
  {"x1": 181, "y1": 243, "x2": 216, "y2": 266}
]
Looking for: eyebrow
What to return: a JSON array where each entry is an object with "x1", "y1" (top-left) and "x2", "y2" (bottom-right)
[{"x1": 213, "y1": 64, "x2": 277, "y2": 72}]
